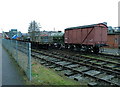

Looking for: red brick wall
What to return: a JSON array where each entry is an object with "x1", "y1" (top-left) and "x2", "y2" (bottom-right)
[{"x1": 107, "y1": 34, "x2": 119, "y2": 48}]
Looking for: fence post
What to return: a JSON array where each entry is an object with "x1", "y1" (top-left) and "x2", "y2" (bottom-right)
[
  {"x1": 16, "y1": 40, "x2": 18, "y2": 62},
  {"x1": 28, "y1": 43, "x2": 32, "y2": 81}
]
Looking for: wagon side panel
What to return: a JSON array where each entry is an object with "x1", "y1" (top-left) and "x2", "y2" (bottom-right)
[
  {"x1": 76, "y1": 29, "x2": 82, "y2": 44},
  {"x1": 94, "y1": 24, "x2": 107, "y2": 45}
]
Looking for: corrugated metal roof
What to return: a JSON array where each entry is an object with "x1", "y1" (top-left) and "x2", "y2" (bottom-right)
[
  {"x1": 11, "y1": 29, "x2": 17, "y2": 31},
  {"x1": 51, "y1": 32, "x2": 64, "y2": 36}
]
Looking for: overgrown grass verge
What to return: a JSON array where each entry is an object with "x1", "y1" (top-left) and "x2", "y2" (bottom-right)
[
  {"x1": 26, "y1": 59, "x2": 87, "y2": 86},
  {"x1": 3, "y1": 47, "x2": 87, "y2": 86}
]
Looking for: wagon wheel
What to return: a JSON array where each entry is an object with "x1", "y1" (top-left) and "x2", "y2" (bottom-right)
[{"x1": 93, "y1": 46, "x2": 99, "y2": 54}]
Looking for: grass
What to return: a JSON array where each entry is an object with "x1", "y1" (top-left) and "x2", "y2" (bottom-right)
[
  {"x1": 26, "y1": 59, "x2": 87, "y2": 86},
  {"x1": 3, "y1": 47, "x2": 87, "y2": 86},
  {"x1": 4, "y1": 48, "x2": 89, "y2": 86}
]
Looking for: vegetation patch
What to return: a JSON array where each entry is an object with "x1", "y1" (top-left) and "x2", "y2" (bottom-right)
[{"x1": 27, "y1": 59, "x2": 87, "y2": 86}]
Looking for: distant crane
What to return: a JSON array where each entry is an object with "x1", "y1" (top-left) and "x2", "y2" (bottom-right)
[{"x1": 2, "y1": 31, "x2": 9, "y2": 39}]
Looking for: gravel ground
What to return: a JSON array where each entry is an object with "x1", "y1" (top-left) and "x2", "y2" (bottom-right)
[{"x1": 100, "y1": 48, "x2": 120, "y2": 55}]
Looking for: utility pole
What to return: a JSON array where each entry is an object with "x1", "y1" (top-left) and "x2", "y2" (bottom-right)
[{"x1": 54, "y1": 27, "x2": 55, "y2": 31}]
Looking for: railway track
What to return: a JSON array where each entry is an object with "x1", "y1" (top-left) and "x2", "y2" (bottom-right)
[
  {"x1": 33, "y1": 49, "x2": 120, "y2": 73},
  {"x1": 50, "y1": 49, "x2": 120, "y2": 64},
  {"x1": 98, "y1": 53, "x2": 120, "y2": 59},
  {"x1": 31, "y1": 49, "x2": 120, "y2": 86},
  {"x1": 15, "y1": 44, "x2": 120, "y2": 86}
]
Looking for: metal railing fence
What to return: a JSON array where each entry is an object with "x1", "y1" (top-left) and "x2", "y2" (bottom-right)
[{"x1": 2, "y1": 39, "x2": 32, "y2": 81}]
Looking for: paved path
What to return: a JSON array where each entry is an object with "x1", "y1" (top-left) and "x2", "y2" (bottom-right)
[
  {"x1": 0, "y1": 39, "x2": 2, "y2": 87},
  {"x1": 1, "y1": 39, "x2": 24, "y2": 85}
]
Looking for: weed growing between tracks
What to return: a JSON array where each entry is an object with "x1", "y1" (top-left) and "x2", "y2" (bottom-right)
[{"x1": 27, "y1": 59, "x2": 87, "y2": 86}]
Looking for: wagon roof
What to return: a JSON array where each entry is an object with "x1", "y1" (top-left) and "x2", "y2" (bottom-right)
[{"x1": 65, "y1": 23, "x2": 108, "y2": 30}]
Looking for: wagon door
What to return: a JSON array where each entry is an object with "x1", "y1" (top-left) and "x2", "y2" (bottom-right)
[
  {"x1": 76, "y1": 29, "x2": 82, "y2": 44},
  {"x1": 94, "y1": 24, "x2": 107, "y2": 45}
]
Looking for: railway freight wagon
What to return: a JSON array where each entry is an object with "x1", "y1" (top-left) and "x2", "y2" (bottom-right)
[
  {"x1": 30, "y1": 31, "x2": 64, "y2": 49},
  {"x1": 64, "y1": 23, "x2": 108, "y2": 53}
]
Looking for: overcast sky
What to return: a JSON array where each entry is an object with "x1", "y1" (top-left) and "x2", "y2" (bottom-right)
[{"x1": 0, "y1": 0, "x2": 119, "y2": 33}]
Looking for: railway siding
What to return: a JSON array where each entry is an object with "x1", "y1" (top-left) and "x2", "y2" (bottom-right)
[
  {"x1": 32, "y1": 49, "x2": 120, "y2": 75},
  {"x1": 17, "y1": 47, "x2": 120, "y2": 86},
  {"x1": 31, "y1": 49, "x2": 120, "y2": 86}
]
